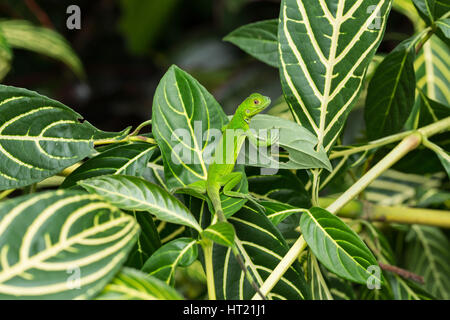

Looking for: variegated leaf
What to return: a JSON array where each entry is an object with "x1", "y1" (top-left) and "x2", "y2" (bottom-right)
[
  {"x1": 96, "y1": 267, "x2": 183, "y2": 300},
  {"x1": 142, "y1": 237, "x2": 198, "y2": 285},
  {"x1": 404, "y1": 225, "x2": 450, "y2": 299},
  {"x1": 62, "y1": 142, "x2": 157, "y2": 188},
  {"x1": 278, "y1": 0, "x2": 392, "y2": 150},
  {"x1": 212, "y1": 205, "x2": 309, "y2": 300},
  {"x1": 414, "y1": 35, "x2": 449, "y2": 107},
  {"x1": 0, "y1": 85, "x2": 128, "y2": 191},
  {"x1": 152, "y1": 65, "x2": 228, "y2": 190},
  {"x1": 0, "y1": 190, "x2": 139, "y2": 299}
]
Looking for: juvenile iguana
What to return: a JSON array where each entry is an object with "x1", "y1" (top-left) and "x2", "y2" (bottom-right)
[{"x1": 182, "y1": 93, "x2": 277, "y2": 299}]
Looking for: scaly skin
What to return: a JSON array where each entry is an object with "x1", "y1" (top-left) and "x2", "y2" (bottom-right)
[{"x1": 186, "y1": 93, "x2": 274, "y2": 299}]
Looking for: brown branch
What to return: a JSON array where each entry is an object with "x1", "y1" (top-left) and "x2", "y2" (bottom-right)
[
  {"x1": 25, "y1": 0, "x2": 54, "y2": 29},
  {"x1": 379, "y1": 262, "x2": 425, "y2": 284}
]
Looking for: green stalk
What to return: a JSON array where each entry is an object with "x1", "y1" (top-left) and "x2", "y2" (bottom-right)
[
  {"x1": 201, "y1": 240, "x2": 216, "y2": 300},
  {"x1": 252, "y1": 117, "x2": 450, "y2": 300},
  {"x1": 319, "y1": 198, "x2": 450, "y2": 228}
]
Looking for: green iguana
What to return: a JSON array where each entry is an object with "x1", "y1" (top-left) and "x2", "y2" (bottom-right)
[{"x1": 181, "y1": 93, "x2": 277, "y2": 299}]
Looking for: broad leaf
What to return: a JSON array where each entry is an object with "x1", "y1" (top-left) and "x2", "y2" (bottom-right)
[
  {"x1": 412, "y1": 0, "x2": 449, "y2": 25},
  {"x1": 436, "y1": 18, "x2": 450, "y2": 45},
  {"x1": 388, "y1": 274, "x2": 435, "y2": 300},
  {"x1": 262, "y1": 201, "x2": 305, "y2": 226},
  {"x1": 404, "y1": 225, "x2": 450, "y2": 299},
  {"x1": 142, "y1": 237, "x2": 198, "y2": 285},
  {"x1": 300, "y1": 207, "x2": 380, "y2": 285},
  {"x1": 365, "y1": 37, "x2": 417, "y2": 140},
  {"x1": 0, "y1": 20, "x2": 84, "y2": 78},
  {"x1": 96, "y1": 267, "x2": 183, "y2": 300},
  {"x1": 62, "y1": 142, "x2": 156, "y2": 188},
  {"x1": 247, "y1": 166, "x2": 311, "y2": 208},
  {"x1": 79, "y1": 175, "x2": 202, "y2": 232},
  {"x1": 152, "y1": 65, "x2": 228, "y2": 190},
  {"x1": 125, "y1": 211, "x2": 161, "y2": 269},
  {"x1": 212, "y1": 205, "x2": 309, "y2": 300},
  {"x1": 278, "y1": 0, "x2": 391, "y2": 150},
  {"x1": 0, "y1": 190, "x2": 139, "y2": 299},
  {"x1": 247, "y1": 114, "x2": 332, "y2": 171},
  {"x1": 224, "y1": 19, "x2": 279, "y2": 67},
  {"x1": 202, "y1": 222, "x2": 235, "y2": 247},
  {"x1": 0, "y1": 85, "x2": 127, "y2": 191}
]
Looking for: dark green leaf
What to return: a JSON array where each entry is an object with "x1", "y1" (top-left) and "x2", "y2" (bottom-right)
[
  {"x1": 62, "y1": 142, "x2": 156, "y2": 188},
  {"x1": 0, "y1": 190, "x2": 139, "y2": 299},
  {"x1": 142, "y1": 237, "x2": 198, "y2": 285},
  {"x1": 97, "y1": 267, "x2": 183, "y2": 300},
  {"x1": 202, "y1": 222, "x2": 235, "y2": 247},
  {"x1": 365, "y1": 37, "x2": 417, "y2": 140},
  {"x1": 0, "y1": 85, "x2": 127, "y2": 190},
  {"x1": 300, "y1": 207, "x2": 380, "y2": 285},
  {"x1": 152, "y1": 65, "x2": 228, "y2": 190},
  {"x1": 79, "y1": 175, "x2": 202, "y2": 232},
  {"x1": 213, "y1": 204, "x2": 309, "y2": 300},
  {"x1": 224, "y1": 19, "x2": 279, "y2": 67}
]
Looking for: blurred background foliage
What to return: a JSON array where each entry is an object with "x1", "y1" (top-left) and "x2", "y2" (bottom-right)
[{"x1": 0, "y1": 0, "x2": 414, "y2": 138}]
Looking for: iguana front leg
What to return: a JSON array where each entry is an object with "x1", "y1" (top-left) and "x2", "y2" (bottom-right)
[{"x1": 220, "y1": 172, "x2": 266, "y2": 213}]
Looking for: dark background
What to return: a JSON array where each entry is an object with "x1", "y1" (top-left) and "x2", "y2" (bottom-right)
[{"x1": 0, "y1": 0, "x2": 414, "y2": 134}]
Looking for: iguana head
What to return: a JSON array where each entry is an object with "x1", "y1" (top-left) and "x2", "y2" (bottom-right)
[{"x1": 240, "y1": 93, "x2": 271, "y2": 120}]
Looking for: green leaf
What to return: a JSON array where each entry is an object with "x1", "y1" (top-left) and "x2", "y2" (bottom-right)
[
  {"x1": 79, "y1": 175, "x2": 202, "y2": 232},
  {"x1": 436, "y1": 18, "x2": 450, "y2": 45},
  {"x1": 247, "y1": 166, "x2": 311, "y2": 208},
  {"x1": 262, "y1": 201, "x2": 305, "y2": 226},
  {"x1": 213, "y1": 204, "x2": 309, "y2": 300},
  {"x1": 202, "y1": 222, "x2": 235, "y2": 247},
  {"x1": 417, "y1": 92, "x2": 450, "y2": 127},
  {"x1": 278, "y1": 0, "x2": 391, "y2": 150},
  {"x1": 96, "y1": 267, "x2": 183, "y2": 300},
  {"x1": 300, "y1": 207, "x2": 380, "y2": 285},
  {"x1": 62, "y1": 142, "x2": 157, "y2": 188},
  {"x1": 248, "y1": 114, "x2": 332, "y2": 171},
  {"x1": 125, "y1": 210, "x2": 161, "y2": 269},
  {"x1": 412, "y1": 0, "x2": 449, "y2": 25},
  {"x1": 0, "y1": 30, "x2": 12, "y2": 81},
  {"x1": 365, "y1": 37, "x2": 417, "y2": 140},
  {"x1": 414, "y1": 35, "x2": 450, "y2": 110},
  {"x1": 387, "y1": 274, "x2": 435, "y2": 300},
  {"x1": 224, "y1": 19, "x2": 279, "y2": 67},
  {"x1": 0, "y1": 190, "x2": 139, "y2": 299},
  {"x1": 307, "y1": 253, "x2": 333, "y2": 300},
  {"x1": 152, "y1": 65, "x2": 228, "y2": 190},
  {"x1": 0, "y1": 20, "x2": 84, "y2": 78},
  {"x1": 142, "y1": 237, "x2": 198, "y2": 285},
  {"x1": 0, "y1": 85, "x2": 126, "y2": 191},
  {"x1": 404, "y1": 225, "x2": 450, "y2": 299}
]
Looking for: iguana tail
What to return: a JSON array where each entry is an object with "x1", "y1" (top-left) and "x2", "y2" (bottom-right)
[{"x1": 207, "y1": 186, "x2": 266, "y2": 300}]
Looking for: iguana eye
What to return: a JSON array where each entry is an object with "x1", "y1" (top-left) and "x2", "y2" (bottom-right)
[{"x1": 254, "y1": 99, "x2": 260, "y2": 105}]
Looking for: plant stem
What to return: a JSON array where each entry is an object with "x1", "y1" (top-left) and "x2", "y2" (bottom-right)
[
  {"x1": 253, "y1": 117, "x2": 450, "y2": 300},
  {"x1": 201, "y1": 240, "x2": 216, "y2": 300},
  {"x1": 327, "y1": 133, "x2": 422, "y2": 213},
  {"x1": 93, "y1": 135, "x2": 156, "y2": 146},
  {"x1": 129, "y1": 120, "x2": 152, "y2": 136},
  {"x1": 0, "y1": 189, "x2": 14, "y2": 200},
  {"x1": 319, "y1": 197, "x2": 450, "y2": 228}
]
